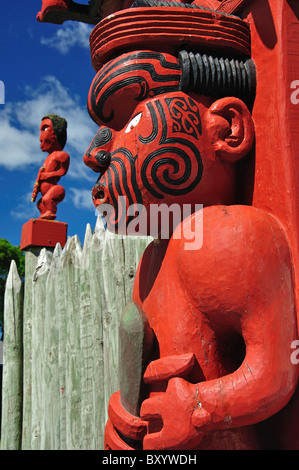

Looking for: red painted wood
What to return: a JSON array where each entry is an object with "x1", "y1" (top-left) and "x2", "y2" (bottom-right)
[
  {"x1": 37, "y1": 0, "x2": 69, "y2": 22},
  {"x1": 90, "y1": 6, "x2": 251, "y2": 71},
  {"x1": 20, "y1": 218, "x2": 68, "y2": 251},
  {"x1": 32, "y1": 116, "x2": 69, "y2": 220},
  {"x1": 82, "y1": 0, "x2": 299, "y2": 450},
  {"x1": 242, "y1": 0, "x2": 299, "y2": 334}
]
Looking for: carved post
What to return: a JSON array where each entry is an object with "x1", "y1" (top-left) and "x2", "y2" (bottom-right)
[{"x1": 1, "y1": 262, "x2": 23, "y2": 450}]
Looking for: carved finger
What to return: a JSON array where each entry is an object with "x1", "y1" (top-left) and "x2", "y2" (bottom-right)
[
  {"x1": 143, "y1": 430, "x2": 168, "y2": 450},
  {"x1": 140, "y1": 394, "x2": 164, "y2": 421},
  {"x1": 143, "y1": 353, "x2": 195, "y2": 383},
  {"x1": 104, "y1": 419, "x2": 135, "y2": 450},
  {"x1": 108, "y1": 391, "x2": 148, "y2": 441}
]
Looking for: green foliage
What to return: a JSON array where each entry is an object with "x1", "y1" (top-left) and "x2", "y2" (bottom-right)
[{"x1": 0, "y1": 238, "x2": 25, "y2": 325}]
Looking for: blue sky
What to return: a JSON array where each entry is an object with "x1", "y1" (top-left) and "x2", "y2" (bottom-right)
[{"x1": 0, "y1": 1, "x2": 100, "y2": 247}]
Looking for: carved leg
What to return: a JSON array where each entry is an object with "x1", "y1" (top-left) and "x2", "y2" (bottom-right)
[{"x1": 37, "y1": 185, "x2": 65, "y2": 220}]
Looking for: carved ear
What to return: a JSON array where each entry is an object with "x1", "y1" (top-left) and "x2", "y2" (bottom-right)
[{"x1": 206, "y1": 97, "x2": 254, "y2": 162}]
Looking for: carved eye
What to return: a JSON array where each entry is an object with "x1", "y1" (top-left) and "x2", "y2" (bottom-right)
[
  {"x1": 125, "y1": 112, "x2": 143, "y2": 134},
  {"x1": 93, "y1": 128, "x2": 112, "y2": 147}
]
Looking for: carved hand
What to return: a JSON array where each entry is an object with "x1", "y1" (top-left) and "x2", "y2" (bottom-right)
[{"x1": 140, "y1": 377, "x2": 211, "y2": 450}]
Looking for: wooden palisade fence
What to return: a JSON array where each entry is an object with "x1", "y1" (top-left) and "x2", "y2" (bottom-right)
[{"x1": 1, "y1": 217, "x2": 151, "y2": 450}]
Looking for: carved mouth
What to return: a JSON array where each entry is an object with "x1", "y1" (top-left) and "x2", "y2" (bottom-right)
[{"x1": 92, "y1": 182, "x2": 107, "y2": 206}]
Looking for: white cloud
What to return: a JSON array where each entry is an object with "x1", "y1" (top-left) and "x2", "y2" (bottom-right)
[
  {"x1": 10, "y1": 191, "x2": 40, "y2": 221},
  {"x1": 40, "y1": 23, "x2": 92, "y2": 55},
  {"x1": 69, "y1": 188, "x2": 95, "y2": 211},
  {"x1": 0, "y1": 75, "x2": 98, "y2": 177},
  {"x1": 0, "y1": 113, "x2": 40, "y2": 169}
]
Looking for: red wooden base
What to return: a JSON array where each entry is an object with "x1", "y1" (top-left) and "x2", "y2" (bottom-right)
[{"x1": 20, "y1": 218, "x2": 68, "y2": 251}]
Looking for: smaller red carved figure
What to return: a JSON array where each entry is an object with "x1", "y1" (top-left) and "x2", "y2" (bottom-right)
[{"x1": 32, "y1": 114, "x2": 69, "y2": 220}]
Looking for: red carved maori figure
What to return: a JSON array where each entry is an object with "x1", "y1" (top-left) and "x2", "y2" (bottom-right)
[
  {"x1": 34, "y1": 0, "x2": 299, "y2": 450},
  {"x1": 32, "y1": 114, "x2": 70, "y2": 220},
  {"x1": 81, "y1": 0, "x2": 299, "y2": 450}
]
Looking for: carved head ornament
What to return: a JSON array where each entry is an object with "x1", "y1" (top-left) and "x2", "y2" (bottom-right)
[{"x1": 84, "y1": 0, "x2": 256, "y2": 234}]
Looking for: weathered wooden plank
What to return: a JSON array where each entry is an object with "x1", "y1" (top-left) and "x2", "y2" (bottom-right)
[
  {"x1": 56, "y1": 240, "x2": 69, "y2": 450},
  {"x1": 21, "y1": 248, "x2": 40, "y2": 449},
  {"x1": 40, "y1": 244, "x2": 62, "y2": 450},
  {"x1": 1, "y1": 261, "x2": 23, "y2": 450},
  {"x1": 121, "y1": 235, "x2": 151, "y2": 303},
  {"x1": 80, "y1": 224, "x2": 95, "y2": 449},
  {"x1": 62, "y1": 235, "x2": 83, "y2": 450},
  {"x1": 89, "y1": 217, "x2": 106, "y2": 448},
  {"x1": 100, "y1": 228, "x2": 152, "y2": 421},
  {"x1": 30, "y1": 248, "x2": 53, "y2": 450},
  {"x1": 101, "y1": 231, "x2": 124, "y2": 415}
]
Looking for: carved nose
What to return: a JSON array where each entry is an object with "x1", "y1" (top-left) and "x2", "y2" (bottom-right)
[
  {"x1": 93, "y1": 127, "x2": 112, "y2": 147},
  {"x1": 83, "y1": 127, "x2": 113, "y2": 172}
]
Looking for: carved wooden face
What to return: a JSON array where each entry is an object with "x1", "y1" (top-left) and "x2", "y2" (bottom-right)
[
  {"x1": 40, "y1": 118, "x2": 60, "y2": 153},
  {"x1": 84, "y1": 51, "x2": 236, "y2": 233}
]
